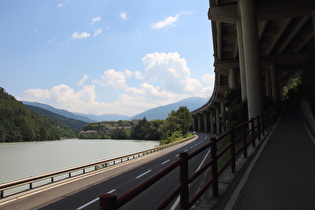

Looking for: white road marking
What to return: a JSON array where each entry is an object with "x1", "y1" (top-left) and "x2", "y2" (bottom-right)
[
  {"x1": 76, "y1": 197, "x2": 99, "y2": 210},
  {"x1": 170, "y1": 147, "x2": 211, "y2": 210},
  {"x1": 161, "y1": 159, "x2": 170, "y2": 165},
  {"x1": 107, "y1": 189, "x2": 116, "y2": 194},
  {"x1": 136, "y1": 170, "x2": 152, "y2": 179}
]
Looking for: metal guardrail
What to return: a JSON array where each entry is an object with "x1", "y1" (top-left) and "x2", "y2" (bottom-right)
[
  {"x1": 0, "y1": 136, "x2": 195, "y2": 199},
  {"x1": 99, "y1": 106, "x2": 280, "y2": 210}
]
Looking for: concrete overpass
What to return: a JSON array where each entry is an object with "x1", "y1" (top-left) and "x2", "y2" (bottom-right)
[{"x1": 192, "y1": 0, "x2": 315, "y2": 134}]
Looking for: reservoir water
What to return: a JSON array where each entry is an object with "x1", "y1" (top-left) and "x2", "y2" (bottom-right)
[{"x1": 0, "y1": 139, "x2": 159, "y2": 184}]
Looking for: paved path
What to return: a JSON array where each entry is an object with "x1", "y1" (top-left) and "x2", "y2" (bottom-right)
[{"x1": 224, "y1": 105, "x2": 315, "y2": 210}]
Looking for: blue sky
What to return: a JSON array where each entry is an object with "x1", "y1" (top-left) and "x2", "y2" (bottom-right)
[{"x1": 0, "y1": 0, "x2": 214, "y2": 116}]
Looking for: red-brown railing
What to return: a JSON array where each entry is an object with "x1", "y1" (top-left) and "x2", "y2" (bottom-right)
[{"x1": 99, "y1": 106, "x2": 280, "y2": 210}]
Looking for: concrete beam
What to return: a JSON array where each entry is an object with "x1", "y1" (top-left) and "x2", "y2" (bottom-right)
[{"x1": 208, "y1": 4, "x2": 238, "y2": 24}]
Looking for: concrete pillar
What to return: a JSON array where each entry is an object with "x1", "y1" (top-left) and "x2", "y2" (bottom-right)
[
  {"x1": 221, "y1": 101, "x2": 225, "y2": 132},
  {"x1": 270, "y1": 65, "x2": 278, "y2": 103},
  {"x1": 229, "y1": 68, "x2": 237, "y2": 89},
  {"x1": 192, "y1": 116, "x2": 196, "y2": 131},
  {"x1": 203, "y1": 113, "x2": 208, "y2": 132},
  {"x1": 197, "y1": 115, "x2": 201, "y2": 132},
  {"x1": 236, "y1": 18, "x2": 247, "y2": 101},
  {"x1": 265, "y1": 70, "x2": 271, "y2": 98},
  {"x1": 216, "y1": 107, "x2": 220, "y2": 134},
  {"x1": 312, "y1": 11, "x2": 315, "y2": 45},
  {"x1": 239, "y1": 0, "x2": 264, "y2": 119},
  {"x1": 210, "y1": 111, "x2": 214, "y2": 133}
]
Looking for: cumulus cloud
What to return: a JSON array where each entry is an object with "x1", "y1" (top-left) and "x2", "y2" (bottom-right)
[
  {"x1": 93, "y1": 69, "x2": 127, "y2": 90},
  {"x1": 91, "y1": 16, "x2": 101, "y2": 24},
  {"x1": 78, "y1": 75, "x2": 89, "y2": 86},
  {"x1": 151, "y1": 11, "x2": 193, "y2": 30},
  {"x1": 19, "y1": 52, "x2": 213, "y2": 116},
  {"x1": 72, "y1": 31, "x2": 91, "y2": 39},
  {"x1": 93, "y1": 28, "x2": 102, "y2": 37},
  {"x1": 151, "y1": 14, "x2": 180, "y2": 29},
  {"x1": 120, "y1": 12, "x2": 127, "y2": 20}
]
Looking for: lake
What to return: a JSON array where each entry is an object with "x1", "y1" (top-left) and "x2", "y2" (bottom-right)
[{"x1": 0, "y1": 139, "x2": 159, "y2": 184}]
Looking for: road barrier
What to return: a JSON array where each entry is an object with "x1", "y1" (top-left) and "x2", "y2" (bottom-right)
[
  {"x1": 99, "y1": 106, "x2": 280, "y2": 210},
  {"x1": 0, "y1": 136, "x2": 194, "y2": 199}
]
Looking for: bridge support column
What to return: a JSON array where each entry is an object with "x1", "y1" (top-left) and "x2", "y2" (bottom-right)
[
  {"x1": 239, "y1": 0, "x2": 264, "y2": 119},
  {"x1": 203, "y1": 113, "x2": 208, "y2": 132},
  {"x1": 197, "y1": 115, "x2": 202, "y2": 132},
  {"x1": 270, "y1": 65, "x2": 278, "y2": 103},
  {"x1": 312, "y1": 11, "x2": 315, "y2": 45},
  {"x1": 229, "y1": 68, "x2": 237, "y2": 89},
  {"x1": 192, "y1": 116, "x2": 196, "y2": 131},
  {"x1": 236, "y1": 18, "x2": 247, "y2": 101},
  {"x1": 216, "y1": 107, "x2": 220, "y2": 134},
  {"x1": 265, "y1": 70, "x2": 271, "y2": 98},
  {"x1": 210, "y1": 110, "x2": 214, "y2": 133}
]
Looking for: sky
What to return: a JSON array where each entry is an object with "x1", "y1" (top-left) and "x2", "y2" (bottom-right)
[{"x1": 0, "y1": 0, "x2": 215, "y2": 116}]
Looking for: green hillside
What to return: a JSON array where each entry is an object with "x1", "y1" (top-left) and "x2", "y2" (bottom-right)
[
  {"x1": 0, "y1": 88, "x2": 77, "y2": 142},
  {"x1": 26, "y1": 105, "x2": 87, "y2": 131}
]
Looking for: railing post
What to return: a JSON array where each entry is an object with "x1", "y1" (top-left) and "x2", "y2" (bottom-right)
[
  {"x1": 210, "y1": 137, "x2": 218, "y2": 197},
  {"x1": 230, "y1": 127, "x2": 236, "y2": 173},
  {"x1": 257, "y1": 115, "x2": 261, "y2": 141},
  {"x1": 250, "y1": 118, "x2": 256, "y2": 148},
  {"x1": 0, "y1": 190, "x2": 3, "y2": 198},
  {"x1": 179, "y1": 152, "x2": 189, "y2": 210},
  {"x1": 242, "y1": 122, "x2": 248, "y2": 158},
  {"x1": 99, "y1": 193, "x2": 117, "y2": 210}
]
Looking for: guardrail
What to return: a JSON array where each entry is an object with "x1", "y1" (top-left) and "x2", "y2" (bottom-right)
[
  {"x1": 99, "y1": 106, "x2": 280, "y2": 209},
  {"x1": 0, "y1": 136, "x2": 195, "y2": 199}
]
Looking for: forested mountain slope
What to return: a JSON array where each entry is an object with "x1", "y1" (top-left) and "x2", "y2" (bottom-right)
[{"x1": 0, "y1": 88, "x2": 77, "y2": 142}]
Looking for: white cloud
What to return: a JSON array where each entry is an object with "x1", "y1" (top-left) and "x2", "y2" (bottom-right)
[
  {"x1": 93, "y1": 28, "x2": 102, "y2": 37},
  {"x1": 19, "y1": 52, "x2": 212, "y2": 116},
  {"x1": 151, "y1": 14, "x2": 180, "y2": 29},
  {"x1": 151, "y1": 11, "x2": 193, "y2": 30},
  {"x1": 72, "y1": 31, "x2": 91, "y2": 39},
  {"x1": 202, "y1": 73, "x2": 215, "y2": 88},
  {"x1": 120, "y1": 12, "x2": 127, "y2": 20},
  {"x1": 93, "y1": 69, "x2": 127, "y2": 90},
  {"x1": 57, "y1": 3, "x2": 64, "y2": 8},
  {"x1": 78, "y1": 75, "x2": 89, "y2": 86},
  {"x1": 91, "y1": 16, "x2": 101, "y2": 24}
]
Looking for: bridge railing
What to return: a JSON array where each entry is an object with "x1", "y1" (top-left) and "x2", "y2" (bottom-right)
[
  {"x1": 0, "y1": 136, "x2": 195, "y2": 199},
  {"x1": 99, "y1": 106, "x2": 280, "y2": 210}
]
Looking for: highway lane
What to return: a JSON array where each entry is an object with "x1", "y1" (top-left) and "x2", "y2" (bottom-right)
[{"x1": 39, "y1": 132, "x2": 215, "y2": 210}]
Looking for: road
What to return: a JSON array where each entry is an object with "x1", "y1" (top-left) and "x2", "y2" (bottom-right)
[{"x1": 0, "y1": 133, "x2": 215, "y2": 210}]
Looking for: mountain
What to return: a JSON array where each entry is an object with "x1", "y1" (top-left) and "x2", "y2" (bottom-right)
[
  {"x1": 25, "y1": 105, "x2": 87, "y2": 131},
  {"x1": 129, "y1": 97, "x2": 208, "y2": 120},
  {"x1": 77, "y1": 113, "x2": 130, "y2": 122},
  {"x1": 0, "y1": 88, "x2": 77, "y2": 142},
  {"x1": 22, "y1": 101, "x2": 94, "y2": 122}
]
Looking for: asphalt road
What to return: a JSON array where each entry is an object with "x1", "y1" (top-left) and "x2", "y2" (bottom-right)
[{"x1": 0, "y1": 133, "x2": 215, "y2": 210}]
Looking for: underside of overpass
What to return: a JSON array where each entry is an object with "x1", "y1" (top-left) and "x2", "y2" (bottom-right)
[{"x1": 192, "y1": 0, "x2": 315, "y2": 133}]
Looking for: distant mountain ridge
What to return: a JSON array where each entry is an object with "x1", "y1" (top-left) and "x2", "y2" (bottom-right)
[
  {"x1": 22, "y1": 97, "x2": 208, "y2": 123},
  {"x1": 22, "y1": 101, "x2": 95, "y2": 123},
  {"x1": 129, "y1": 97, "x2": 208, "y2": 120},
  {"x1": 25, "y1": 105, "x2": 87, "y2": 131}
]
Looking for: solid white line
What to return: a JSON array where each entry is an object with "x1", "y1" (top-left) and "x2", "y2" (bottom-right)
[
  {"x1": 76, "y1": 189, "x2": 116, "y2": 210},
  {"x1": 161, "y1": 160, "x2": 170, "y2": 165},
  {"x1": 170, "y1": 146, "x2": 211, "y2": 210},
  {"x1": 107, "y1": 189, "x2": 116, "y2": 194},
  {"x1": 76, "y1": 197, "x2": 99, "y2": 210},
  {"x1": 136, "y1": 170, "x2": 152, "y2": 179}
]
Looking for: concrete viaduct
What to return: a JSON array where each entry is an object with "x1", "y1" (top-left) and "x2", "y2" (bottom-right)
[{"x1": 192, "y1": 0, "x2": 315, "y2": 134}]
